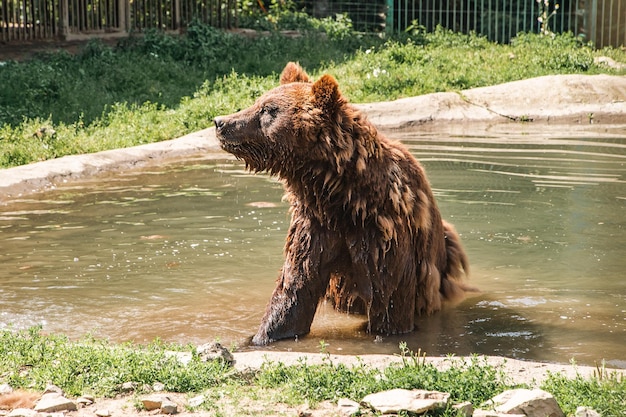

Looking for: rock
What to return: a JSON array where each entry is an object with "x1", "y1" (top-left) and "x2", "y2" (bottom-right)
[
  {"x1": 488, "y1": 389, "x2": 564, "y2": 417},
  {"x1": 77, "y1": 395, "x2": 95, "y2": 407},
  {"x1": 141, "y1": 395, "x2": 166, "y2": 411},
  {"x1": 6, "y1": 409, "x2": 38, "y2": 417},
  {"x1": 337, "y1": 398, "x2": 360, "y2": 416},
  {"x1": 141, "y1": 394, "x2": 177, "y2": 412},
  {"x1": 0, "y1": 384, "x2": 13, "y2": 395},
  {"x1": 453, "y1": 401, "x2": 474, "y2": 417},
  {"x1": 34, "y1": 393, "x2": 77, "y2": 413},
  {"x1": 575, "y1": 406, "x2": 602, "y2": 417},
  {"x1": 361, "y1": 389, "x2": 450, "y2": 414},
  {"x1": 152, "y1": 382, "x2": 166, "y2": 392},
  {"x1": 95, "y1": 409, "x2": 112, "y2": 417},
  {"x1": 196, "y1": 342, "x2": 234, "y2": 364},
  {"x1": 42, "y1": 384, "x2": 63, "y2": 396},
  {"x1": 160, "y1": 399, "x2": 178, "y2": 415},
  {"x1": 119, "y1": 382, "x2": 137, "y2": 393},
  {"x1": 187, "y1": 395, "x2": 206, "y2": 408}
]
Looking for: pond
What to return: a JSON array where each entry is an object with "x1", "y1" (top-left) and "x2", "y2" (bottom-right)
[{"x1": 1, "y1": 125, "x2": 625, "y2": 368}]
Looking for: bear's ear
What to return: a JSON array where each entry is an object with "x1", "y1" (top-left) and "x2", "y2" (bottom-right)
[
  {"x1": 312, "y1": 74, "x2": 341, "y2": 113},
  {"x1": 280, "y1": 62, "x2": 311, "y2": 84}
]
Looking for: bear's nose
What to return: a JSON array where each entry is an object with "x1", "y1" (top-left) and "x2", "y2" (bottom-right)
[{"x1": 214, "y1": 117, "x2": 225, "y2": 131}]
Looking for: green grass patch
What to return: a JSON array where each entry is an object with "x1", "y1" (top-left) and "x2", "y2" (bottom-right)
[
  {"x1": 541, "y1": 365, "x2": 626, "y2": 417},
  {"x1": 0, "y1": 18, "x2": 625, "y2": 169},
  {"x1": 1, "y1": 328, "x2": 625, "y2": 416},
  {"x1": 0, "y1": 326, "x2": 233, "y2": 397}
]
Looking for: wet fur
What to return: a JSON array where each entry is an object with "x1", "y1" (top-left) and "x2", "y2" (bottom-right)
[{"x1": 215, "y1": 62, "x2": 471, "y2": 345}]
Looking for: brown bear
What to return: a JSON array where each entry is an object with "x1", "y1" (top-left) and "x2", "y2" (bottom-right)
[{"x1": 214, "y1": 62, "x2": 471, "y2": 345}]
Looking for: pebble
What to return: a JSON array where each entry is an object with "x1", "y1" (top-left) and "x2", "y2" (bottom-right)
[
  {"x1": 34, "y1": 393, "x2": 77, "y2": 413},
  {"x1": 160, "y1": 399, "x2": 178, "y2": 415}
]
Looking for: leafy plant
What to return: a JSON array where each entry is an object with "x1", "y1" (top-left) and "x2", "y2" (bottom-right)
[{"x1": 541, "y1": 361, "x2": 626, "y2": 417}]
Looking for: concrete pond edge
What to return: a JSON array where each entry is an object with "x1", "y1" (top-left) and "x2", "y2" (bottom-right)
[{"x1": 1, "y1": 73, "x2": 625, "y2": 203}]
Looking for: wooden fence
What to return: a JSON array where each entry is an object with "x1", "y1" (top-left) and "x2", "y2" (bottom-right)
[
  {"x1": 1, "y1": 0, "x2": 624, "y2": 47},
  {"x1": 0, "y1": 0, "x2": 237, "y2": 42}
]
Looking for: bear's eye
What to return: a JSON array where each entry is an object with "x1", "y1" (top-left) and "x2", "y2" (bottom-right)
[{"x1": 261, "y1": 105, "x2": 279, "y2": 117}]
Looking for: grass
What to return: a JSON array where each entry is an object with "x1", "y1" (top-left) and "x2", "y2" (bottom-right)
[
  {"x1": 0, "y1": 327, "x2": 231, "y2": 397},
  {"x1": 0, "y1": 17, "x2": 625, "y2": 169},
  {"x1": 1, "y1": 328, "x2": 624, "y2": 416},
  {"x1": 541, "y1": 364, "x2": 626, "y2": 417}
]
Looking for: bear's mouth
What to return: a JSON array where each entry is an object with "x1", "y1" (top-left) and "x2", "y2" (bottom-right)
[
  {"x1": 216, "y1": 133, "x2": 243, "y2": 153},
  {"x1": 216, "y1": 135, "x2": 261, "y2": 165}
]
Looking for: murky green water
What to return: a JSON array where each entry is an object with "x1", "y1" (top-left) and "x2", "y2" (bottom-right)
[{"x1": 1, "y1": 125, "x2": 625, "y2": 368}]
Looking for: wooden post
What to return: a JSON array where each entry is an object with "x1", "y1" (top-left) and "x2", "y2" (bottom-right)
[
  {"x1": 174, "y1": 0, "x2": 180, "y2": 30},
  {"x1": 58, "y1": 0, "x2": 69, "y2": 39},
  {"x1": 117, "y1": 0, "x2": 127, "y2": 33},
  {"x1": 385, "y1": 0, "x2": 394, "y2": 33}
]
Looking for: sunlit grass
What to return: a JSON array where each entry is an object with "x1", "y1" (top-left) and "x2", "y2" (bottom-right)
[
  {"x1": 2, "y1": 328, "x2": 624, "y2": 416},
  {"x1": 0, "y1": 21, "x2": 624, "y2": 169},
  {"x1": 0, "y1": 327, "x2": 231, "y2": 397}
]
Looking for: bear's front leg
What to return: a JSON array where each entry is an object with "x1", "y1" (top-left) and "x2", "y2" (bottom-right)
[{"x1": 252, "y1": 218, "x2": 335, "y2": 345}]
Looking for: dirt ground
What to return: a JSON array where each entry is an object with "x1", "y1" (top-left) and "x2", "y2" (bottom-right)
[{"x1": 0, "y1": 38, "x2": 121, "y2": 62}]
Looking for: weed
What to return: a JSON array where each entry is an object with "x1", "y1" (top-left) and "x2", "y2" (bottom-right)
[{"x1": 536, "y1": 0, "x2": 560, "y2": 36}]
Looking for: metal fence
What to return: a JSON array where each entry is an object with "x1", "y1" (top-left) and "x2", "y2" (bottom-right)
[
  {"x1": 386, "y1": 0, "x2": 625, "y2": 47},
  {"x1": 300, "y1": 0, "x2": 625, "y2": 47},
  {"x1": 0, "y1": 0, "x2": 236, "y2": 42},
  {"x1": 389, "y1": 0, "x2": 580, "y2": 42},
  {"x1": 1, "y1": 0, "x2": 624, "y2": 47}
]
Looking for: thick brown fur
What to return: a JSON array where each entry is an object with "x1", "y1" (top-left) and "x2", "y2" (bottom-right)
[{"x1": 214, "y1": 62, "x2": 471, "y2": 345}]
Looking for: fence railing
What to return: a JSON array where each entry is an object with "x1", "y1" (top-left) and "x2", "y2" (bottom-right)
[
  {"x1": 1, "y1": 0, "x2": 624, "y2": 47},
  {"x1": 389, "y1": 0, "x2": 579, "y2": 43},
  {"x1": 0, "y1": 0, "x2": 236, "y2": 42},
  {"x1": 387, "y1": 0, "x2": 625, "y2": 48}
]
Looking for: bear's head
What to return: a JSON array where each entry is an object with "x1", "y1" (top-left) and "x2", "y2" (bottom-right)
[{"x1": 214, "y1": 62, "x2": 349, "y2": 177}]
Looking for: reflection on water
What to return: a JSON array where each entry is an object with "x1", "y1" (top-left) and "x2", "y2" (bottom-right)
[{"x1": 1, "y1": 125, "x2": 625, "y2": 368}]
